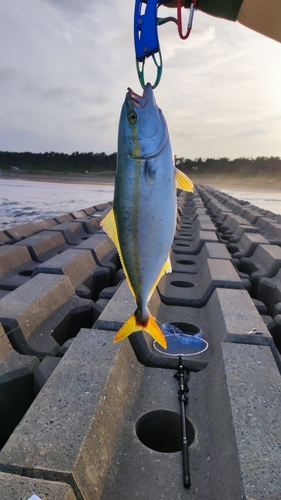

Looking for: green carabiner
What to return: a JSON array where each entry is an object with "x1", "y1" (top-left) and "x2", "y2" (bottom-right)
[{"x1": 136, "y1": 49, "x2": 163, "y2": 89}]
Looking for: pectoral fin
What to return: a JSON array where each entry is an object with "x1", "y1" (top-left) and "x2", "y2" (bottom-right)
[
  {"x1": 175, "y1": 168, "x2": 194, "y2": 192},
  {"x1": 100, "y1": 209, "x2": 136, "y2": 300}
]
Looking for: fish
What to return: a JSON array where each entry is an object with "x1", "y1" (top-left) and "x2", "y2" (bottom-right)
[{"x1": 100, "y1": 83, "x2": 193, "y2": 348}]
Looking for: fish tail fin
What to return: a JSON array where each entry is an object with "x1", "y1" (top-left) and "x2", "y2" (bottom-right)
[{"x1": 114, "y1": 311, "x2": 167, "y2": 349}]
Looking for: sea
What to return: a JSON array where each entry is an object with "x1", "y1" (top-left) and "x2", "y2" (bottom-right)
[{"x1": 0, "y1": 177, "x2": 281, "y2": 231}]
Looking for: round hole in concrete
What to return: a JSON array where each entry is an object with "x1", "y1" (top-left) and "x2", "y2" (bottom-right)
[
  {"x1": 170, "y1": 322, "x2": 200, "y2": 335},
  {"x1": 177, "y1": 259, "x2": 195, "y2": 266},
  {"x1": 170, "y1": 281, "x2": 194, "y2": 288},
  {"x1": 136, "y1": 410, "x2": 195, "y2": 453}
]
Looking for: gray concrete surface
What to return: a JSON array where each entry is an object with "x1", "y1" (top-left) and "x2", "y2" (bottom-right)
[
  {"x1": 0, "y1": 188, "x2": 280, "y2": 499},
  {"x1": 0, "y1": 273, "x2": 94, "y2": 357},
  {"x1": 0, "y1": 472, "x2": 76, "y2": 500},
  {"x1": 32, "y1": 248, "x2": 110, "y2": 299},
  {"x1": 0, "y1": 329, "x2": 143, "y2": 500},
  {"x1": 16, "y1": 230, "x2": 68, "y2": 262}
]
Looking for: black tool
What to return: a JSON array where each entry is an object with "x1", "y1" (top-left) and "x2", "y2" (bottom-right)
[{"x1": 174, "y1": 356, "x2": 191, "y2": 489}]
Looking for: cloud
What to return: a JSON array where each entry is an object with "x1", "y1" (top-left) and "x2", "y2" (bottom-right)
[
  {"x1": 41, "y1": 0, "x2": 94, "y2": 16},
  {"x1": 0, "y1": 1, "x2": 280, "y2": 159},
  {"x1": 0, "y1": 68, "x2": 16, "y2": 82}
]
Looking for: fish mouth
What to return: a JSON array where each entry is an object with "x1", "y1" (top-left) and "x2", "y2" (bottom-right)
[
  {"x1": 127, "y1": 83, "x2": 153, "y2": 108},
  {"x1": 127, "y1": 83, "x2": 168, "y2": 159}
]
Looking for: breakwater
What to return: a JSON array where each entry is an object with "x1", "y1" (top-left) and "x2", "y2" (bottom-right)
[{"x1": 0, "y1": 187, "x2": 280, "y2": 499}]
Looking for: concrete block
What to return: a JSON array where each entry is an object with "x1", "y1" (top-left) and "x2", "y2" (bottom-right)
[
  {"x1": 0, "y1": 323, "x2": 39, "y2": 449},
  {"x1": 94, "y1": 279, "x2": 210, "y2": 371},
  {"x1": 94, "y1": 279, "x2": 136, "y2": 333},
  {"x1": 0, "y1": 245, "x2": 32, "y2": 275},
  {"x1": 33, "y1": 356, "x2": 61, "y2": 395},
  {"x1": 261, "y1": 221, "x2": 281, "y2": 241},
  {"x1": 54, "y1": 213, "x2": 74, "y2": 223},
  {"x1": 16, "y1": 231, "x2": 68, "y2": 262},
  {"x1": 31, "y1": 218, "x2": 58, "y2": 231},
  {"x1": 172, "y1": 230, "x2": 218, "y2": 255},
  {"x1": 100, "y1": 364, "x2": 204, "y2": 500},
  {"x1": 77, "y1": 217, "x2": 101, "y2": 234},
  {"x1": 4, "y1": 222, "x2": 39, "y2": 241},
  {"x1": 171, "y1": 241, "x2": 231, "y2": 273},
  {"x1": 230, "y1": 232, "x2": 269, "y2": 258},
  {"x1": 94, "y1": 201, "x2": 112, "y2": 211},
  {"x1": 205, "y1": 288, "x2": 272, "y2": 346},
  {"x1": 0, "y1": 274, "x2": 94, "y2": 357},
  {"x1": 227, "y1": 223, "x2": 260, "y2": 243},
  {"x1": 46, "y1": 221, "x2": 88, "y2": 244},
  {"x1": 0, "y1": 329, "x2": 142, "y2": 500},
  {"x1": 158, "y1": 259, "x2": 243, "y2": 307},
  {"x1": 257, "y1": 270, "x2": 281, "y2": 316},
  {"x1": 175, "y1": 217, "x2": 216, "y2": 238},
  {"x1": 82, "y1": 206, "x2": 97, "y2": 215},
  {"x1": 75, "y1": 232, "x2": 119, "y2": 279},
  {"x1": 0, "y1": 472, "x2": 76, "y2": 500},
  {"x1": 70, "y1": 209, "x2": 87, "y2": 218},
  {"x1": 240, "y1": 244, "x2": 281, "y2": 290},
  {"x1": 219, "y1": 214, "x2": 250, "y2": 234},
  {"x1": 70, "y1": 209, "x2": 110, "y2": 233},
  {"x1": 32, "y1": 248, "x2": 110, "y2": 300},
  {"x1": 0, "y1": 231, "x2": 11, "y2": 245},
  {"x1": 58, "y1": 338, "x2": 75, "y2": 357},
  {"x1": 0, "y1": 245, "x2": 36, "y2": 290},
  {"x1": 206, "y1": 343, "x2": 281, "y2": 500},
  {"x1": 254, "y1": 215, "x2": 278, "y2": 230}
]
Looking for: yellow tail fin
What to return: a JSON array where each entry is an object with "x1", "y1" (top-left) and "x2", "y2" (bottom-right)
[{"x1": 114, "y1": 311, "x2": 167, "y2": 349}]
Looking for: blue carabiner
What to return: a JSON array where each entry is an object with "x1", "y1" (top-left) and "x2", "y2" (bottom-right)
[
  {"x1": 134, "y1": 0, "x2": 196, "y2": 88},
  {"x1": 134, "y1": 0, "x2": 162, "y2": 62},
  {"x1": 134, "y1": 0, "x2": 171, "y2": 88}
]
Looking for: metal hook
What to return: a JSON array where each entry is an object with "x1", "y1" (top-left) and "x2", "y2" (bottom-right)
[
  {"x1": 136, "y1": 49, "x2": 163, "y2": 89},
  {"x1": 177, "y1": 0, "x2": 196, "y2": 40}
]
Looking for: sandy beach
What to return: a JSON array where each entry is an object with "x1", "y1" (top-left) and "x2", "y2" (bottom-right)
[{"x1": 3, "y1": 171, "x2": 281, "y2": 193}]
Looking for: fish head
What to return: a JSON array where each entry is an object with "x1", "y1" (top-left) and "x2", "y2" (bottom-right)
[{"x1": 119, "y1": 83, "x2": 168, "y2": 160}]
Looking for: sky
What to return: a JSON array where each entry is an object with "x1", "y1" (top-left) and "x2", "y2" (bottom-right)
[{"x1": 0, "y1": 0, "x2": 280, "y2": 160}]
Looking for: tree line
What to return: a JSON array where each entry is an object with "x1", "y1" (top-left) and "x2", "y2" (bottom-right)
[
  {"x1": 0, "y1": 151, "x2": 117, "y2": 173},
  {"x1": 0, "y1": 151, "x2": 280, "y2": 176}
]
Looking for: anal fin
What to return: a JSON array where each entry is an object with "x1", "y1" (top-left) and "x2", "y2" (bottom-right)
[{"x1": 100, "y1": 209, "x2": 136, "y2": 300}]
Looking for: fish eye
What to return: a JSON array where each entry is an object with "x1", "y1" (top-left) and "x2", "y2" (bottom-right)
[{"x1": 128, "y1": 111, "x2": 137, "y2": 125}]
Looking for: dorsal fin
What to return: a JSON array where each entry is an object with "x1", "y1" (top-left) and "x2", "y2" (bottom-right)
[{"x1": 175, "y1": 168, "x2": 194, "y2": 192}]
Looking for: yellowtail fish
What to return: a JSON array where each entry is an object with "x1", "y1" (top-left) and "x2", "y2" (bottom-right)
[{"x1": 101, "y1": 83, "x2": 193, "y2": 348}]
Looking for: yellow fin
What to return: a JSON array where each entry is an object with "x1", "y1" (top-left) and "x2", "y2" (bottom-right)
[
  {"x1": 100, "y1": 209, "x2": 136, "y2": 300},
  {"x1": 147, "y1": 256, "x2": 172, "y2": 302},
  {"x1": 114, "y1": 312, "x2": 137, "y2": 343},
  {"x1": 175, "y1": 168, "x2": 194, "y2": 192},
  {"x1": 114, "y1": 311, "x2": 167, "y2": 349}
]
